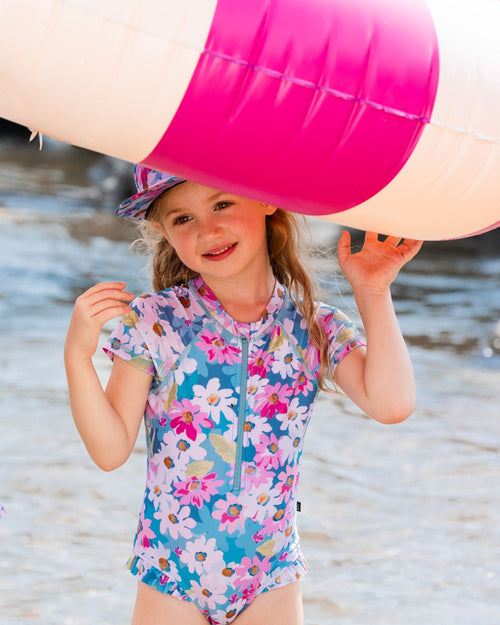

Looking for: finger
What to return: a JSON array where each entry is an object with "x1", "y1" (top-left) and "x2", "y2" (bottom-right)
[
  {"x1": 384, "y1": 235, "x2": 402, "y2": 247},
  {"x1": 398, "y1": 239, "x2": 424, "y2": 261},
  {"x1": 79, "y1": 282, "x2": 132, "y2": 299},
  {"x1": 92, "y1": 306, "x2": 133, "y2": 327},
  {"x1": 79, "y1": 288, "x2": 135, "y2": 307},
  {"x1": 400, "y1": 238, "x2": 424, "y2": 253},
  {"x1": 336, "y1": 230, "x2": 351, "y2": 266},
  {"x1": 364, "y1": 231, "x2": 379, "y2": 243},
  {"x1": 88, "y1": 298, "x2": 133, "y2": 318}
]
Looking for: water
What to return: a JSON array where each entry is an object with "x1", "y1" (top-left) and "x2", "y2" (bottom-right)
[{"x1": 1, "y1": 140, "x2": 499, "y2": 625}]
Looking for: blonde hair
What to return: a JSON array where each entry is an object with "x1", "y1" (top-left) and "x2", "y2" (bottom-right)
[{"x1": 135, "y1": 197, "x2": 335, "y2": 391}]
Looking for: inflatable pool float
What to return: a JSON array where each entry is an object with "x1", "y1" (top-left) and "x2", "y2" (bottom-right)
[{"x1": 0, "y1": 0, "x2": 498, "y2": 239}]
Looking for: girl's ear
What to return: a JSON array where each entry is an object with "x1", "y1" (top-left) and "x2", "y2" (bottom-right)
[{"x1": 261, "y1": 203, "x2": 278, "y2": 216}]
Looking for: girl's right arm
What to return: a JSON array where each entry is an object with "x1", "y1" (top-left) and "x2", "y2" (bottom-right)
[{"x1": 64, "y1": 282, "x2": 153, "y2": 471}]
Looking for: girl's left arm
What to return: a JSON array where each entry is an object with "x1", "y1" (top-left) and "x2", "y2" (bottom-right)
[{"x1": 333, "y1": 231, "x2": 423, "y2": 424}]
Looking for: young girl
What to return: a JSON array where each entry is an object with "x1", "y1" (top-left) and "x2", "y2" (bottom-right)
[{"x1": 64, "y1": 165, "x2": 422, "y2": 625}]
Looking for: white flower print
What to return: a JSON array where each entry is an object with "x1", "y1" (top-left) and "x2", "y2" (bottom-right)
[
  {"x1": 180, "y1": 535, "x2": 226, "y2": 575},
  {"x1": 246, "y1": 374, "x2": 269, "y2": 413},
  {"x1": 241, "y1": 411, "x2": 272, "y2": 448},
  {"x1": 279, "y1": 432, "x2": 301, "y2": 464},
  {"x1": 147, "y1": 544, "x2": 182, "y2": 583},
  {"x1": 275, "y1": 397, "x2": 309, "y2": 438},
  {"x1": 161, "y1": 429, "x2": 207, "y2": 463},
  {"x1": 189, "y1": 573, "x2": 228, "y2": 612},
  {"x1": 173, "y1": 355, "x2": 198, "y2": 385},
  {"x1": 193, "y1": 378, "x2": 236, "y2": 425},
  {"x1": 149, "y1": 447, "x2": 190, "y2": 490},
  {"x1": 241, "y1": 484, "x2": 281, "y2": 524},
  {"x1": 154, "y1": 497, "x2": 196, "y2": 540},
  {"x1": 271, "y1": 341, "x2": 299, "y2": 379}
]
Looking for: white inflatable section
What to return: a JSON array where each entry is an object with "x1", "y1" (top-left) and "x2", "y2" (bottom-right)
[
  {"x1": 0, "y1": 0, "x2": 216, "y2": 160},
  {"x1": 324, "y1": 0, "x2": 500, "y2": 239}
]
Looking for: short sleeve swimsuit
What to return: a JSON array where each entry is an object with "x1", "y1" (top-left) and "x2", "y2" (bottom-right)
[{"x1": 104, "y1": 276, "x2": 364, "y2": 624}]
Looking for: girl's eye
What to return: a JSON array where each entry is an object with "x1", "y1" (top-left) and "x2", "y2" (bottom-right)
[
  {"x1": 215, "y1": 201, "x2": 232, "y2": 211},
  {"x1": 173, "y1": 215, "x2": 191, "y2": 225}
]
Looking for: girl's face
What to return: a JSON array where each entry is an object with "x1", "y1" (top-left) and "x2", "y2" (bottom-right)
[{"x1": 154, "y1": 181, "x2": 277, "y2": 287}]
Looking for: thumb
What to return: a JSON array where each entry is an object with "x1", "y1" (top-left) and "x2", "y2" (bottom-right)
[{"x1": 336, "y1": 229, "x2": 351, "y2": 269}]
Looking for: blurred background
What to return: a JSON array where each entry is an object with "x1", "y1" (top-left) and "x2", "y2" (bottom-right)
[{"x1": 0, "y1": 119, "x2": 499, "y2": 624}]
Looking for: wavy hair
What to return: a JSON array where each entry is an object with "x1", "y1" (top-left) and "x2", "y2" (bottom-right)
[{"x1": 134, "y1": 198, "x2": 335, "y2": 391}]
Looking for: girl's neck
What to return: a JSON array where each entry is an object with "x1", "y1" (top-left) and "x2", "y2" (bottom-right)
[{"x1": 201, "y1": 267, "x2": 276, "y2": 323}]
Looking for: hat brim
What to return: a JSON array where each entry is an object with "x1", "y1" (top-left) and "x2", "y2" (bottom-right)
[{"x1": 115, "y1": 177, "x2": 185, "y2": 220}]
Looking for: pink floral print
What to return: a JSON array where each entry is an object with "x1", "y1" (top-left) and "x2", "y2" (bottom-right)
[{"x1": 104, "y1": 276, "x2": 364, "y2": 624}]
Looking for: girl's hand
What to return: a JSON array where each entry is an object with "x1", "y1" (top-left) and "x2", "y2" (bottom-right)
[
  {"x1": 64, "y1": 282, "x2": 134, "y2": 362},
  {"x1": 337, "y1": 230, "x2": 423, "y2": 295}
]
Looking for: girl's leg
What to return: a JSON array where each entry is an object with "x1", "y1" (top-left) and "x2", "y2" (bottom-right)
[
  {"x1": 131, "y1": 581, "x2": 208, "y2": 625},
  {"x1": 233, "y1": 581, "x2": 303, "y2": 625}
]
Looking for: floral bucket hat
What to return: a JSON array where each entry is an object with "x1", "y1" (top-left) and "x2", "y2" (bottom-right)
[{"x1": 115, "y1": 164, "x2": 185, "y2": 220}]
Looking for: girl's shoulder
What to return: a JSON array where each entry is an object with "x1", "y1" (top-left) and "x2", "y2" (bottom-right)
[
  {"x1": 128, "y1": 282, "x2": 207, "y2": 331},
  {"x1": 131, "y1": 283, "x2": 193, "y2": 314},
  {"x1": 314, "y1": 300, "x2": 361, "y2": 335},
  {"x1": 315, "y1": 301, "x2": 351, "y2": 322}
]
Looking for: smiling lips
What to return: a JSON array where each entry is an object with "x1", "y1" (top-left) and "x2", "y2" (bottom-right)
[{"x1": 203, "y1": 242, "x2": 237, "y2": 261}]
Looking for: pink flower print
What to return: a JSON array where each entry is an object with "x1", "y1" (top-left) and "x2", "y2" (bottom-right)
[
  {"x1": 304, "y1": 342, "x2": 320, "y2": 372},
  {"x1": 261, "y1": 506, "x2": 291, "y2": 537},
  {"x1": 277, "y1": 465, "x2": 297, "y2": 502},
  {"x1": 241, "y1": 580, "x2": 260, "y2": 605},
  {"x1": 170, "y1": 399, "x2": 213, "y2": 441},
  {"x1": 295, "y1": 365, "x2": 314, "y2": 395},
  {"x1": 139, "y1": 300, "x2": 170, "y2": 335},
  {"x1": 255, "y1": 433, "x2": 283, "y2": 470},
  {"x1": 240, "y1": 461, "x2": 273, "y2": 489},
  {"x1": 196, "y1": 330, "x2": 241, "y2": 365},
  {"x1": 173, "y1": 473, "x2": 224, "y2": 509},
  {"x1": 254, "y1": 382, "x2": 292, "y2": 419},
  {"x1": 136, "y1": 511, "x2": 156, "y2": 549},
  {"x1": 248, "y1": 349, "x2": 274, "y2": 377},
  {"x1": 270, "y1": 324, "x2": 281, "y2": 341},
  {"x1": 234, "y1": 555, "x2": 271, "y2": 592},
  {"x1": 252, "y1": 531, "x2": 265, "y2": 544},
  {"x1": 213, "y1": 493, "x2": 247, "y2": 534}
]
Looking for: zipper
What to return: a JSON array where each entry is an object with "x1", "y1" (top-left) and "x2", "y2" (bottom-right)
[{"x1": 233, "y1": 335, "x2": 249, "y2": 493}]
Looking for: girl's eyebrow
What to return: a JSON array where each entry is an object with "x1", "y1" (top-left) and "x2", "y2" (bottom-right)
[
  {"x1": 163, "y1": 205, "x2": 185, "y2": 218},
  {"x1": 164, "y1": 191, "x2": 225, "y2": 216},
  {"x1": 206, "y1": 191, "x2": 224, "y2": 202}
]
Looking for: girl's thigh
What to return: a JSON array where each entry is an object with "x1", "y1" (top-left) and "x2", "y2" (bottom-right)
[
  {"x1": 234, "y1": 581, "x2": 303, "y2": 625},
  {"x1": 131, "y1": 581, "x2": 207, "y2": 625}
]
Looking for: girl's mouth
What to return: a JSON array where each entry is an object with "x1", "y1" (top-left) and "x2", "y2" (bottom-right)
[{"x1": 203, "y1": 242, "x2": 237, "y2": 260}]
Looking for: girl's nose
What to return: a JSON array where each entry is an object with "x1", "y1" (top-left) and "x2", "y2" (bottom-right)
[{"x1": 197, "y1": 215, "x2": 223, "y2": 238}]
